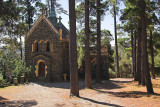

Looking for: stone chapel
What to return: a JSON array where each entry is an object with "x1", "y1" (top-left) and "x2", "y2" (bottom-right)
[{"x1": 25, "y1": 6, "x2": 69, "y2": 82}]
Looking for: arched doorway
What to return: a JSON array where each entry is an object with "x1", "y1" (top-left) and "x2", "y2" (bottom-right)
[{"x1": 38, "y1": 62, "x2": 45, "y2": 77}]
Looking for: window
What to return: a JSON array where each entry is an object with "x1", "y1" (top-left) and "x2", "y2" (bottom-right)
[
  {"x1": 41, "y1": 41, "x2": 45, "y2": 52},
  {"x1": 46, "y1": 41, "x2": 50, "y2": 52},
  {"x1": 33, "y1": 41, "x2": 38, "y2": 52},
  {"x1": 35, "y1": 42, "x2": 38, "y2": 52}
]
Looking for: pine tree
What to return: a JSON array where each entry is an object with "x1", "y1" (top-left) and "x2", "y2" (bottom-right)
[
  {"x1": 85, "y1": 0, "x2": 92, "y2": 88},
  {"x1": 96, "y1": 0, "x2": 101, "y2": 83},
  {"x1": 69, "y1": 0, "x2": 79, "y2": 97},
  {"x1": 139, "y1": 0, "x2": 154, "y2": 94}
]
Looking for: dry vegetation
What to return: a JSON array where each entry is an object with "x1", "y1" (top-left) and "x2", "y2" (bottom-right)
[{"x1": 0, "y1": 78, "x2": 160, "y2": 107}]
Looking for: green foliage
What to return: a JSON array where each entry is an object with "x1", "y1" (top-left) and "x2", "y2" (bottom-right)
[
  {"x1": 154, "y1": 67, "x2": 160, "y2": 77},
  {"x1": 13, "y1": 59, "x2": 26, "y2": 78},
  {"x1": 77, "y1": 30, "x2": 85, "y2": 69},
  {"x1": 112, "y1": 38, "x2": 133, "y2": 78},
  {"x1": 109, "y1": 69, "x2": 116, "y2": 78},
  {"x1": 0, "y1": 74, "x2": 4, "y2": 87},
  {"x1": 77, "y1": 45, "x2": 85, "y2": 69},
  {"x1": 0, "y1": 44, "x2": 32, "y2": 86},
  {"x1": 0, "y1": 74, "x2": 9, "y2": 88}
]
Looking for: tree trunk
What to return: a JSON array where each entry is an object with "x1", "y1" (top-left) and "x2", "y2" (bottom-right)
[
  {"x1": 131, "y1": 30, "x2": 134, "y2": 77},
  {"x1": 20, "y1": 35, "x2": 22, "y2": 60},
  {"x1": 134, "y1": 32, "x2": 137, "y2": 81},
  {"x1": 137, "y1": 23, "x2": 142, "y2": 85},
  {"x1": 96, "y1": 0, "x2": 101, "y2": 83},
  {"x1": 27, "y1": 0, "x2": 31, "y2": 29},
  {"x1": 85, "y1": 0, "x2": 92, "y2": 88},
  {"x1": 69, "y1": 0, "x2": 79, "y2": 97},
  {"x1": 106, "y1": 45, "x2": 109, "y2": 80},
  {"x1": 141, "y1": 55, "x2": 145, "y2": 86},
  {"x1": 113, "y1": 3, "x2": 120, "y2": 77},
  {"x1": 149, "y1": 30, "x2": 155, "y2": 79},
  {"x1": 139, "y1": 0, "x2": 154, "y2": 94}
]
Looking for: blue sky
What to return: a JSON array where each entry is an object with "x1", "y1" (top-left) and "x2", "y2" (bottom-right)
[{"x1": 41, "y1": 0, "x2": 125, "y2": 46}]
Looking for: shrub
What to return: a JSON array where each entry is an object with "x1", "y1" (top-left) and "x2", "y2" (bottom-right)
[
  {"x1": 0, "y1": 74, "x2": 4, "y2": 87},
  {"x1": 0, "y1": 74, "x2": 9, "y2": 87},
  {"x1": 109, "y1": 69, "x2": 116, "y2": 78},
  {"x1": 13, "y1": 58, "x2": 32, "y2": 81}
]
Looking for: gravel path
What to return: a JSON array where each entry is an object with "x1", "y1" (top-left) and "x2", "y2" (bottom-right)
[{"x1": 0, "y1": 78, "x2": 160, "y2": 107}]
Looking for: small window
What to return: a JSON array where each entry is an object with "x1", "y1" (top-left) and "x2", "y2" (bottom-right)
[
  {"x1": 41, "y1": 41, "x2": 45, "y2": 52},
  {"x1": 36, "y1": 42, "x2": 38, "y2": 52},
  {"x1": 46, "y1": 41, "x2": 50, "y2": 52},
  {"x1": 33, "y1": 41, "x2": 38, "y2": 52}
]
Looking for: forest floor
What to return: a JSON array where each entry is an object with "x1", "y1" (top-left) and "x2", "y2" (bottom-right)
[{"x1": 0, "y1": 78, "x2": 160, "y2": 107}]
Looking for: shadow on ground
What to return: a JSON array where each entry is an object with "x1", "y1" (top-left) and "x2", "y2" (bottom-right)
[
  {"x1": 93, "y1": 79, "x2": 132, "y2": 90},
  {"x1": 153, "y1": 84, "x2": 160, "y2": 88},
  {"x1": 34, "y1": 79, "x2": 132, "y2": 90},
  {"x1": 94, "y1": 90, "x2": 160, "y2": 98},
  {"x1": 33, "y1": 80, "x2": 85, "y2": 89},
  {"x1": 0, "y1": 100, "x2": 37, "y2": 106},
  {"x1": 79, "y1": 96, "x2": 122, "y2": 107},
  {"x1": 0, "y1": 96, "x2": 8, "y2": 102}
]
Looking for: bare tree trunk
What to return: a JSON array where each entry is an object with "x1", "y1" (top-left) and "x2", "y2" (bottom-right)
[
  {"x1": 131, "y1": 30, "x2": 134, "y2": 77},
  {"x1": 134, "y1": 32, "x2": 137, "y2": 81},
  {"x1": 85, "y1": 0, "x2": 92, "y2": 88},
  {"x1": 149, "y1": 30, "x2": 155, "y2": 79},
  {"x1": 69, "y1": 0, "x2": 79, "y2": 97},
  {"x1": 96, "y1": 0, "x2": 101, "y2": 83},
  {"x1": 137, "y1": 22, "x2": 142, "y2": 85},
  {"x1": 113, "y1": 3, "x2": 120, "y2": 77},
  {"x1": 106, "y1": 45, "x2": 109, "y2": 80},
  {"x1": 27, "y1": 0, "x2": 31, "y2": 29},
  {"x1": 20, "y1": 35, "x2": 22, "y2": 60},
  {"x1": 139, "y1": 0, "x2": 154, "y2": 94}
]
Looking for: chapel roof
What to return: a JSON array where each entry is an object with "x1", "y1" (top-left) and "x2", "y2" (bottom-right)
[
  {"x1": 26, "y1": 4, "x2": 69, "y2": 40},
  {"x1": 48, "y1": 5, "x2": 69, "y2": 38}
]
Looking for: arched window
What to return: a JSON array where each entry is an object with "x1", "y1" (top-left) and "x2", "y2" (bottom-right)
[
  {"x1": 33, "y1": 41, "x2": 38, "y2": 52},
  {"x1": 35, "y1": 42, "x2": 38, "y2": 52},
  {"x1": 41, "y1": 41, "x2": 45, "y2": 52},
  {"x1": 46, "y1": 41, "x2": 50, "y2": 52}
]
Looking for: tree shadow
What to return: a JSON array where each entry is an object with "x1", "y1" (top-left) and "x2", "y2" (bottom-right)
[
  {"x1": 0, "y1": 96, "x2": 8, "y2": 102},
  {"x1": 95, "y1": 90, "x2": 160, "y2": 98},
  {"x1": 0, "y1": 100, "x2": 37, "y2": 107},
  {"x1": 33, "y1": 80, "x2": 85, "y2": 90},
  {"x1": 79, "y1": 96, "x2": 122, "y2": 107},
  {"x1": 93, "y1": 79, "x2": 132, "y2": 90},
  {"x1": 33, "y1": 79, "x2": 132, "y2": 90},
  {"x1": 152, "y1": 84, "x2": 160, "y2": 88},
  {"x1": 0, "y1": 96, "x2": 37, "y2": 106}
]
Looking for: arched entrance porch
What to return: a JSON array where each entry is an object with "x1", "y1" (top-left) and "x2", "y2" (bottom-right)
[{"x1": 35, "y1": 60, "x2": 47, "y2": 77}]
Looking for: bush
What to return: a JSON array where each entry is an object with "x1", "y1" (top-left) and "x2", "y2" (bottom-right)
[
  {"x1": 13, "y1": 59, "x2": 26, "y2": 78},
  {"x1": 109, "y1": 69, "x2": 116, "y2": 78},
  {"x1": 154, "y1": 67, "x2": 160, "y2": 77},
  {"x1": 13, "y1": 58, "x2": 32, "y2": 82},
  {"x1": 0, "y1": 44, "x2": 32, "y2": 86},
  {"x1": 0, "y1": 74, "x2": 9, "y2": 87},
  {"x1": 0, "y1": 74, "x2": 4, "y2": 87}
]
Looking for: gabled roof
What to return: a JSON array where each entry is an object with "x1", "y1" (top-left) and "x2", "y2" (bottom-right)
[
  {"x1": 57, "y1": 22, "x2": 69, "y2": 33},
  {"x1": 25, "y1": 14, "x2": 60, "y2": 40}
]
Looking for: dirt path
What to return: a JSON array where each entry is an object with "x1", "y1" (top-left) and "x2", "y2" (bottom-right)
[{"x1": 0, "y1": 78, "x2": 160, "y2": 107}]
